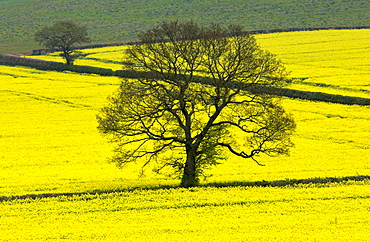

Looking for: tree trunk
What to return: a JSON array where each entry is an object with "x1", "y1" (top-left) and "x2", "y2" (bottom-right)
[
  {"x1": 180, "y1": 147, "x2": 198, "y2": 188},
  {"x1": 65, "y1": 54, "x2": 73, "y2": 65},
  {"x1": 62, "y1": 50, "x2": 74, "y2": 65}
]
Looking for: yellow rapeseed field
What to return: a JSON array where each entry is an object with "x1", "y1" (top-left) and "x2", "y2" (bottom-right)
[
  {"x1": 256, "y1": 29, "x2": 370, "y2": 99},
  {"x1": 1, "y1": 181, "x2": 369, "y2": 241},
  {"x1": 1, "y1": 29, "x2": 369, "y2": 241},
  {"x1": 28, "y1": 29, "x2": 370, "y2": 98},
  {"x1": 0, "y1": 66, "x2": 178, "y2": 197},
  {"x1": 2, "y1": 29, "x2": 370, "y2": 194}
]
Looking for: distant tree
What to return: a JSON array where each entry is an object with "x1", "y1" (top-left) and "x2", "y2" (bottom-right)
[
  {"x1": 34, "y1": 21, "x2": 91, "y2": 65},
  {"x1": 97, "y1": 21, "x2": 296, "y2": 187}
]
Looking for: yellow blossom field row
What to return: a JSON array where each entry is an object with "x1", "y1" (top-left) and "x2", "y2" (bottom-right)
[
  {"x1": 0, "y1": 64, "x2": 369, "y2": 196},
  {"x1": 1, "y1": 29, "x2": 369, "y2": 241},
  {"x1": 1, "y1": 181, "x2": 369, "y2": 241},
  {"x1": 27, "y1": 29, "x2": 370, "y2": 99},
  {"x1": 256, "y1": 29, "x2": 370, "y2": 99},
  {"x1": 0, "y1": 65, "x2": 180, "y2": 197}
]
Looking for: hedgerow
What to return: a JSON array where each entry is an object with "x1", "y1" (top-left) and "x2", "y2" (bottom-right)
[
  {"x1": 2, "y1": 54, "x2": 370, "y2": 105},
  {"x1": 0, "y1": 55, "x2": 114, "y2": 76}
]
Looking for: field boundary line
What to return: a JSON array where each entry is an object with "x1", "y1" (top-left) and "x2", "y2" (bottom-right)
[
  {"x1": 117, "y1": 70, "x2": 370, "y2": 106},
  {"x1": 1, "y1": 175, "x2": 369, "y2": 202},
  {"x1": 1, "y1": 55, "x2": 370, "y2": 105}
]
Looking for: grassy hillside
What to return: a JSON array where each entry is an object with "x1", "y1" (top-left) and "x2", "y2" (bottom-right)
[
  {"x1": 0, "y1": 0, "x2": 35, "y2": 7},
  {"x1": 1, "y1": 0, "x2": 369, "y2": 54}
]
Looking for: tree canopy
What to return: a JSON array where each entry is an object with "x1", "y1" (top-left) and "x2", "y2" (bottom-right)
[
  {"x1": 97, "y1": 21, "x2": 296, "y2": 187},
  {"x1": 34, "y1": 21, "x2": 91, "y2": 65}
]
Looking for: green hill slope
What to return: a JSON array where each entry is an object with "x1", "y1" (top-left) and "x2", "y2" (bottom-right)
[
  {"x1": 0, "y1": 0, "x2": 34, "y2": 7},
  {"x1": 1, "y1": 0, "x2": 369, "y2": 54}
]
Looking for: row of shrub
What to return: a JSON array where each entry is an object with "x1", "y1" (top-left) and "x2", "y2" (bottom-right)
[
  {"x1": 0, "y1": 55, "x2": 115, "y2": 76},
  {"x1": 2, "y1": 56, "x2": 369, "y2": 106},
  {"x1": 116, "y1": 70, "x2": 370, "y2": 106},
  {"x1": 257, "y1": 85, "x2": 370, "y2": 106}
]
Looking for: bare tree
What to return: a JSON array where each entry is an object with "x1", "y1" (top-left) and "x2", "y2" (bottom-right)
[
  {"x1": 35, "y1": 21, "x2": 91, "y2": 65},
  {"x1": 97, "y1": 21, "x2": 296, "y2": 187}
]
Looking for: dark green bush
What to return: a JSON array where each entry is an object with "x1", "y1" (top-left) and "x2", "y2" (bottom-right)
[{"x1": 0, "y1": 55, "x2": 114, "y2": 76}]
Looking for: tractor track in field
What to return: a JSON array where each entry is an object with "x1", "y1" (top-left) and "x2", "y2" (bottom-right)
[{"x1": 0, "y1": 90, "x2": 93, "y2": 109}]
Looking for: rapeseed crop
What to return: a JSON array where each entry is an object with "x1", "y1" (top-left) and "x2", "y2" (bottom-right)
[
  {"x1": 1, "y1": 181, "x2": 369, "y2": 241},
  {"x1": 27, "y1": 45, "x2": 127, "y2": 71},
  {"x1": 256, "y1": 29, "x2": 370, "y2": 99},
  {"x1": 2, "y1": 70, "x2": 368, "y2": 195},
  {"x1": 1, "y1": 29, "x2": 369, "y2": 241},
  {"x1": 1, "y1": 29, "x2": 370, "y2": 196},
  {"x1": 0, "y1": 66, "x2": 178, "y2": 196},
  {"x1": 28, "y1": 29, "x2": 370, "y2": 99}
]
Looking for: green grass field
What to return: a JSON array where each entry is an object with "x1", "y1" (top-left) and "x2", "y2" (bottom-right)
[
  {"x1": 1, "y1": 0, "x2": 369, "y2": 53},
  {"x1": 0, "y1": 0, "x2": 33, "y2": 7}
]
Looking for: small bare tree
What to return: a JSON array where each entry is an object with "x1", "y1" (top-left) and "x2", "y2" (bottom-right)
[
  {"x1": 97, "y1": 21, "x2": 296, "y2": 187},
  {"x1": 35, "y1": 21, "x2": 91, "y2": 65}
]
